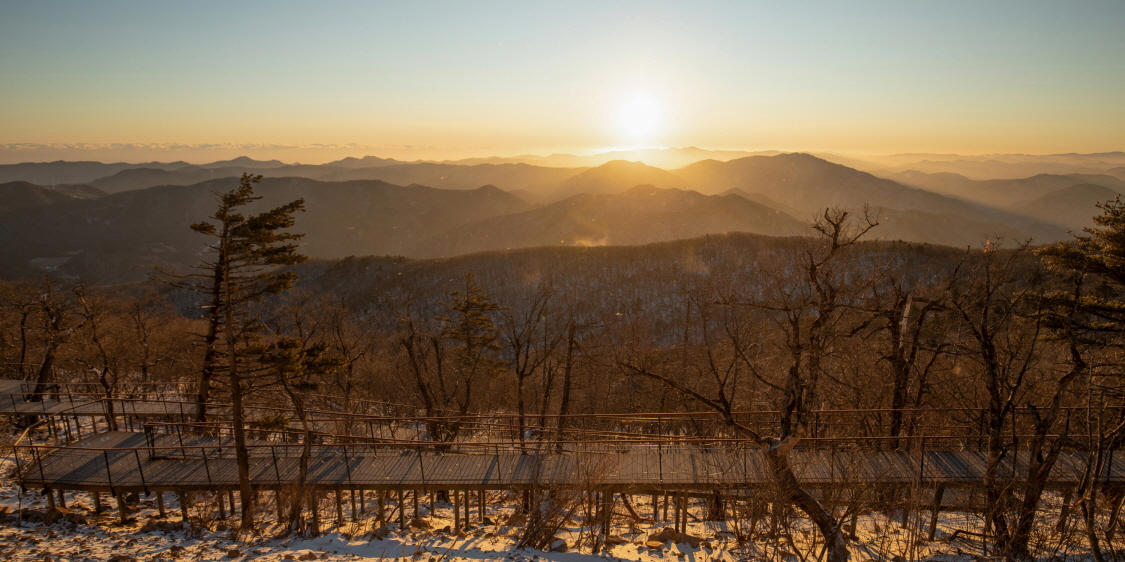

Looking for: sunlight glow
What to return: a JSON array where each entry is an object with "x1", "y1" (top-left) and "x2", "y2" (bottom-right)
[{"x1": 617, "y1": 92, "x2": 662, "y2": 141}]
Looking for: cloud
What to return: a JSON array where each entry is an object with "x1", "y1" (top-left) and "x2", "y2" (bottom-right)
[{"x1": 0, "y1": 142, "x2": 447, "y2": 151}]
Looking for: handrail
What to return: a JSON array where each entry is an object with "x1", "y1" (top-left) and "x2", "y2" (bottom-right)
[
  {"x1": 0, "y1": 389, "x2": 1112, "y2": 420},
  {"x1": 8, "y1": 419, "x2": 50, "y2": 482},
  {"x1": 11, "y1": 432, "x2": 1090, "y2": 454},
  {"x1": 10, "y1": 419, "x2": 48, "y2": 449}
]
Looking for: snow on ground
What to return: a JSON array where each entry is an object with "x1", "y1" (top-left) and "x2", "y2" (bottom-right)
[{"x1": 0, "y1": 433, "x2": 1094, "y2": 562}]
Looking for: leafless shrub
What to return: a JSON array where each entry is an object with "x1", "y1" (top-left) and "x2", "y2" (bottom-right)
[{"x1": 517, "y1": 447, "x2": 616, "y2": 552}]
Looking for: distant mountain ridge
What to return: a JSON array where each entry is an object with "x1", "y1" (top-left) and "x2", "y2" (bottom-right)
[
  {"x1": 0, "y1": 178, "x2": 530, "y2": 281},
  {"x1": 445, "y1": 147, "x2": 784, "y2": 169},
  {"x1": 1017, "y1": 184, "x2": 1121, "y2": 230},
  {"x1": 0, "y1": 152, "x2": 1103, "y2": 282},
  {"x1": 326, "y1": 155, "x2": 406, "y2": 168},
  {"x1": 544, "y1": 160, "x2": 690, "y2": 202},
  {"x1": 676, "y1": 153, "x2": 1055, "y2": 229},
  {"x1": 414, "y1": 185, "x2": 806, "y2": 257},
  {"x1": 890, "y1": 169, "x2": 1125, "y2": 208},
  {"x1": 0, "y1": 181, "x2": 105, "y2": 213},
  {"x1": 0, "y1": 160, "x2": 190, "y2": 185}
]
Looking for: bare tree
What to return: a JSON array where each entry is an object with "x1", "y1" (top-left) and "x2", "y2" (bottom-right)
[
  {"x1": 0, "y1": 280, "x2": 39, "y2": 380},
  {"x1": 500, "y1": 284, "x2": 563, "y2": 446},
  {"x1": 398, "y1": 272, "x2": 505, "y2": 443},
  {"x1": 30, "y1": 278, "x2": 86, "y2": 402},
  {"x1": 943, "y1": 241, "x2": 1066, "y2": 558},
  {"x1": 619, "y1": 207, "x2": 879, "y2": 562}
]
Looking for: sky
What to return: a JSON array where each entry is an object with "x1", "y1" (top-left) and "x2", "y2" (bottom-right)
[{"x1": 2, "y1": 1, "x2": 1124, "y2": 164}]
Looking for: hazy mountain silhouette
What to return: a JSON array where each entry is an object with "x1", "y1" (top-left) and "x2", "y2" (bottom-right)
[
  {"x1": 0, "y1": 152, "x2": 1101, "y2": 281},
  {"x1": 89, "y1": 167, "x2": 246, "y2": 193},
  {"x1": 719, "y1": 188, "x2": 808, "y2": 218},
  {"x1": 325, "y1": 155, "x2": 407, "y2": 168},
  {"x1": 0, "y1": 178, "x2": 530, "y2": 281},
  {"x1": 717, "y1": 184, "x2": 1041, "y2": 248},
  {"x1": 194, "y1": 156, "x2": 288, "y2": 169},
  {"x1": 891, "y1": 170, "x2": 1125, "y2": 208},
  {"x1": 0, "y1": 160, "x2": 190, "y2": 185},
  {"x1": 413, "y1": 185, "x2": 805, "y2": 257},
  {"x1": 1016, "y1": 184, "x2": 1120, "y2": 230},
  {"x1": 317, "y1": 162, "x2": 582, "y2": 193},
  {"x1": 544, "y1": 160, "x2": 690, "y2": 202},
  {"x1": 0, "y1": 181, "x2": 105, "y2": 213},
  {"x1": 678, "y1": 153, "x2": 1066, "y2": 243},
  {"x1": 680, "y1": 154, "x2": 991, "y2": 215},
  {"x1": 445, "y1": 147, "x2": 782, "y2": 169},
  {"x1": 881, "y1": 159, "x2": 1117, "y2": 180},
  {"x1": 45, "y1": 183, "x2": 105, "y2": 200}
]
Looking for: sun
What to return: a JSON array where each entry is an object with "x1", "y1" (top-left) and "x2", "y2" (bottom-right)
[{"x1": 617, "y1": 92, "x2": 662, "y2": 141}]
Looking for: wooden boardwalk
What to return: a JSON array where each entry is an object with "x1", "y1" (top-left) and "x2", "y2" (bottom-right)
[{"x1": 17, "y1": 431, "x2": 1125, "y2": 494}]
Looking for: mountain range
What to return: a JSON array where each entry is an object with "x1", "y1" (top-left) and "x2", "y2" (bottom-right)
[
  {"x1": 6, "y1": 148, "x2": 1125, "y2": 189},
  {"x1": 0, "y1": 152, "x2": 1117, "y2": 282}
]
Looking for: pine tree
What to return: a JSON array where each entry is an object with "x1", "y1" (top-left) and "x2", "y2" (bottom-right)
[
  {"x1": 178, "y1": 173, "x2": 306, "y2": 536},
  {"x1": 1034, "y1": 196, "x2": 1125, "y2": 561},
  {"x1": 1038, "y1": 196, "x2": 1125, "y2": 337},
  {"x1": 442, "y1": 271, "x2": 505, "y2": 393}
]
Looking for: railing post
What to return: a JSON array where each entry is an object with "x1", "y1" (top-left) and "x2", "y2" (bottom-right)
[
  {"x1": 12, "y1": 442, "x2": 23, "y2": 482},
  {"x1": 134, "y1": 449, "x2": 149, "y2": 495},
  {"x1": 201, "y1": 444, "x2": 213, "y2": 488},
  {"x1": 104, "y1": 450, "x2": 115, "y2": 496},
  {"x1": 34, "y1": 445, "x2": 46, "y2": 484},
  {"x1": 270, "y1": 445, "x2": 282, "y2": 486}
]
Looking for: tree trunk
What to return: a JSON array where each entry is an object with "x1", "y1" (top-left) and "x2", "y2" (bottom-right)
[
  {"x1": 230, "y1": 367, "x2": 255, "y2": 536},
  {"x1": 17, "y1": 309, "x2": 30, "y2": 379},
  {"x1": 554, "y1": 323, "x2": 575, "y2": 447},
  {"x1": 224, "y1": 260, "x2": 255, "y2": 537},
  {"x1": 517, "y1": 373, "x2": 526, "y2": 446},
  {"x1": 31, "y1": 340, "x2": 58, "y2": 402},
  {"x1": 766, "y1": 448, "x2": 848, "y2": 562},
  {"x1": 281, "y1": 380, "x2": 314, "y2": 536},
  {"x1": 195, "y1": 264, "x2": 224, "y2": 422}
]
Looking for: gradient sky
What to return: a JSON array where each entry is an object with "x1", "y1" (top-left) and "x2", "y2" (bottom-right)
[{"x1": 2, "y1": 1, "x2": 1124, "y2": 163}]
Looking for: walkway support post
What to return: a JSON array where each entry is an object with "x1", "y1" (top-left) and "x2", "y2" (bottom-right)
[
  {"x1": 453, "y1": 490, "x2": 461, "y2": 531},
  {"x1": 276, "y1": 488, "x2": 285, "y2": 524},
  {"x1": 398, "y1": 490, "x2": 406, "y2": 529},
  {"x1": 116, "y1": 494, "x2": 127, "y2": 525},
  {"x1": 335, "y1": 489, "x2": 343, "y2": 526},
  {"x1": 311, "y1": 491, "x2": 320, "y2": 536},
  {"x1": 671, "y1": 492, "x2": 679, "y2": 533},
  {"x1": 928, "y1": 485, "x2": 946, "y2": 541}
]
